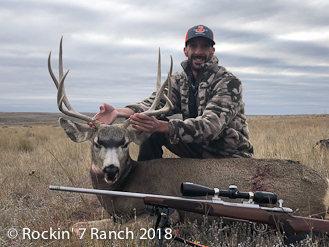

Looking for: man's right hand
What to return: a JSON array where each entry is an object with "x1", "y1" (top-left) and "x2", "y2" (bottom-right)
[{"x1": 88, "y1": 103, "x2": 118, "y2": 128}]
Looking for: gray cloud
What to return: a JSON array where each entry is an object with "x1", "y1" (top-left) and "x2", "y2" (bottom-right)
[{"x1": 0, "y1": 0, "x2": 328, "y2": 115}]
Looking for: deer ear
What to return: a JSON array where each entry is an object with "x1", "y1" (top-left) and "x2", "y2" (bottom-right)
[
  {"x1": 59, "y1": 117, "x2": 97, "y2": 143},
  {"x1": 126, "y1": 127, "x2": 151, "y2": 146}
]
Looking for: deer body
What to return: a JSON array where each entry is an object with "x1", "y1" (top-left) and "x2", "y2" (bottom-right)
[
  {"x1": 50, "y1": 38, "x2": 329, "y2": 230},
  {"x1": 93, "y1": 157, "x2": 329, "y2": 219}
]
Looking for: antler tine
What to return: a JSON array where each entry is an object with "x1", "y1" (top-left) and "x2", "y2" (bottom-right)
[
  {"x1": 156, "y1": 48, "x2": 161, "y2": 92},
  {"x1": 143, "y1": 50, "x2": 173, "y2": 113},
  {"x1": 160, "y1": 55, "x2": 174, "y2": 113},
  {"x1": 143, "y1": 54, "x2": 173, "y2": 116},
  {"x1": 57, "y1": 37, "x2": 73, "y2": 110},
  {"x1": 143, "y1": 70, "x2": 173, "y2": 116},
  {"x1": 122, "y1": 52, "x2": 173, "y2": 129},
  {"x1": 48, "y1": 37, "x2": 72, "y2": 111},
  {"x1": 48, "y1": 37, "x2": 100, "y2": 129},
  {"x1": 48, "y1": 52, "x2": 58, "y2": 87},
  {"x1": 160, "y1": 55, "x2": 173, "y2": 113},
  {"x1": 59, "y1": 37, "x2": 64, "y2": 84}
]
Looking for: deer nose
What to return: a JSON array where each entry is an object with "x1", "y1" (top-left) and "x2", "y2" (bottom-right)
[{"x1": 103, "y1": 165, "x2": 119, "y2": 179}]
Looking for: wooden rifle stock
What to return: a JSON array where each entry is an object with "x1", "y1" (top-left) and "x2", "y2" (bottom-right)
[
  {"x1": 282, "y1": 215, "x2": 329, "y2": 235},
  {"x1": 144, "y1": 197, "x2": 274, "y2": 224},
  {"x1": 144, "y1": 197, "x2": 329, "y2": 237}
]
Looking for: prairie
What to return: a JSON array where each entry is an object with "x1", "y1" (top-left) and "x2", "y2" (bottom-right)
[{"x1": 0, "y1": 113, "x2": 328, "y2": 246}]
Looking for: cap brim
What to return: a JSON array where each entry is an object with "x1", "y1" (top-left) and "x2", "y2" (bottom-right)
[{"x1": 185, "y1": 38, "x2": 215, "y2": 46}]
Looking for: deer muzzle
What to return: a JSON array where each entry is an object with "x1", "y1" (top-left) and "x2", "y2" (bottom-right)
[{"x1": 103, "y1": 165, "x2": 119, "y2": 183}]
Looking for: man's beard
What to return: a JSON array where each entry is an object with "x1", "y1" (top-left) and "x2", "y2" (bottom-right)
[{"x1": 188, "y1": 54, "x2": 209, "y2": 71}]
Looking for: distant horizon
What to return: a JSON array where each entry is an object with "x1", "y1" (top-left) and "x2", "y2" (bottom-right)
[
  {"x1": 1, "y1": 102, "x2": 328, "y2": 116},
  {"x1": 0, "y1": 111, "x2": 327, "y2": 117}
]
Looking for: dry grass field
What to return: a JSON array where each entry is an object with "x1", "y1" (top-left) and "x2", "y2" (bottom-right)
[{"x1": 0, "y1": 113, "x2": 328, "y2": 246}]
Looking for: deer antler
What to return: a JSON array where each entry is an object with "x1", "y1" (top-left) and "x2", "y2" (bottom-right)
[
  {"x1": 48, "y1": 37, "x2": 101, "y2": 129},
  {"x1": 122, "y1": 49, "x2": 174, "y2": 129}
]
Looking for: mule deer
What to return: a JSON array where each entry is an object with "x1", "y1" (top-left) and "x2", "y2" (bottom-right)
[{"x1": 48, "y1": 38, "x2": 329, "y2": 231}]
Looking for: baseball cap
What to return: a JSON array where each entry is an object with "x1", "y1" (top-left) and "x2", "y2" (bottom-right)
[{"x1": 185, "y1": 25, "x2": 215, "y2": 46}]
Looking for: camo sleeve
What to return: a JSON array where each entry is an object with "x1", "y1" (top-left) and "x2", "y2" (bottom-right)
[
  {"x1": 125, "y1": 82, "x2": 180, "y2": 116},
  {"x1": 125, "y1": 94, "x2": 156, "y2": 114},
  {"x1": 168, "y1": 74, "x2": 245, "y2": 144}
]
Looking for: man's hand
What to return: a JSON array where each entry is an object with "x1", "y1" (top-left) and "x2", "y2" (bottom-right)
[
  {"x1": 88, "y1": 103, "x2": 118, "y2": 128},
  {"x1": 130, "y1": 113, "x2": 169, "y2": 133}
]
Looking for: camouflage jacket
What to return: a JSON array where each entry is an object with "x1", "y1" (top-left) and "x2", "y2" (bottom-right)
[{"x1": 126, "y1": 56, "x2": 254, "y2": 158}]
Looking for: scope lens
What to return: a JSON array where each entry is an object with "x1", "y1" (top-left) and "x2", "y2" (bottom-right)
[
  {"x1": 254, "y1": 191, "x2": 277, "y2": 204},
  {"x1": 180, "y1": 182, "x2": 215, "y2": 197}
]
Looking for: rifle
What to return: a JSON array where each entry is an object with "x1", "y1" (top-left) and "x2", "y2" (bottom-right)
[{"x1": 49, "y1": 183, "x2": 329, "y2": 246}]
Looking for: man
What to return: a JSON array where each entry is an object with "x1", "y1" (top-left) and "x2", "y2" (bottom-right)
[{"x1": 91, "y1": 25, "x2": 254, "y2": 160}]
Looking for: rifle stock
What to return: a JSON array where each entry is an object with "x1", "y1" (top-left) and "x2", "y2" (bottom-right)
[
  {"x1": 283, "y1": 215, "x2": 329, "y2": 235},
  {"x1": 144, "y1": 197, "x2": 275, "y2": 225},
  {"x1": 144, "y1": 197, "x2": 329, "y2": 237}
]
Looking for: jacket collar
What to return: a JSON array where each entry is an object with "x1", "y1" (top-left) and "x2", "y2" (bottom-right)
[{"x1": 181, "y1": 55, "x2": 219, "y2": 80}]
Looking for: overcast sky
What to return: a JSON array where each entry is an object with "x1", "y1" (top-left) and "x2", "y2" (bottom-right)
[{"x1": 1, "y1": 0, "x2": 328, "y2": 115}]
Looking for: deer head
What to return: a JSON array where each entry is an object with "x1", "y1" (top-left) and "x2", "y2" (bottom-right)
[{"x1": 48, "y1": 37, "x2": 173, "y2": 184}]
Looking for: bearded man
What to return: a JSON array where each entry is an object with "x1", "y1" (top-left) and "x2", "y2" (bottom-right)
[{"x1": 90, "y1": 25, "x2": 254, "y2": 160}]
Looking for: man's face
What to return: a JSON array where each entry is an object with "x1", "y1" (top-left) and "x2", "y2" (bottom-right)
[{"x1": 184, "y1": 37, "x2": 215, "y2": 72}]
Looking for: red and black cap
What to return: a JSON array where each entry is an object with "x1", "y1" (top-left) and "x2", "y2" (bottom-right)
[{"x1": 185, "y1": 25, "x2": 215, "y2": 46}]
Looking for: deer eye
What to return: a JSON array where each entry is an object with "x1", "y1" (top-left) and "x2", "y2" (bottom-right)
[
  {"x1": 122, "y1": 143, "x2": 129, "y2": 149},
  {"x1": 94, "y1": 143, "x2": 102, "y2": 149}
]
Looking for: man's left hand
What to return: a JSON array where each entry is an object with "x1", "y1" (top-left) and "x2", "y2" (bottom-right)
[{"x1": 130, "y1": 113, "x2": 169, "y2": 134}]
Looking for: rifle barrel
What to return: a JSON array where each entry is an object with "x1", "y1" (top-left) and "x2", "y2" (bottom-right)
[
  {"x1": 49, "y1": 185, "x2": 178, "y2": 200},
  {"x1": 49, "y1": 185, "x2": 292, "y2": 212},
  {"x1": 49, "y1": 185, "x2": 218, "y2": 203}
]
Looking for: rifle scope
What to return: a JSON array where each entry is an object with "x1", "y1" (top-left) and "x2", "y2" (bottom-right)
[{"x1": 180, "y1": 182, "x2": 277, "y2": 204}]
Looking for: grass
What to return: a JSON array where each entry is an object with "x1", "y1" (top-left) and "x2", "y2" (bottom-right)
[
  {"x1": 248, "y1": 115, "x2": 329, "y2": 175},
  {"x1": 0, "y1": 113, "x2": 328, "y2": 246}
]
